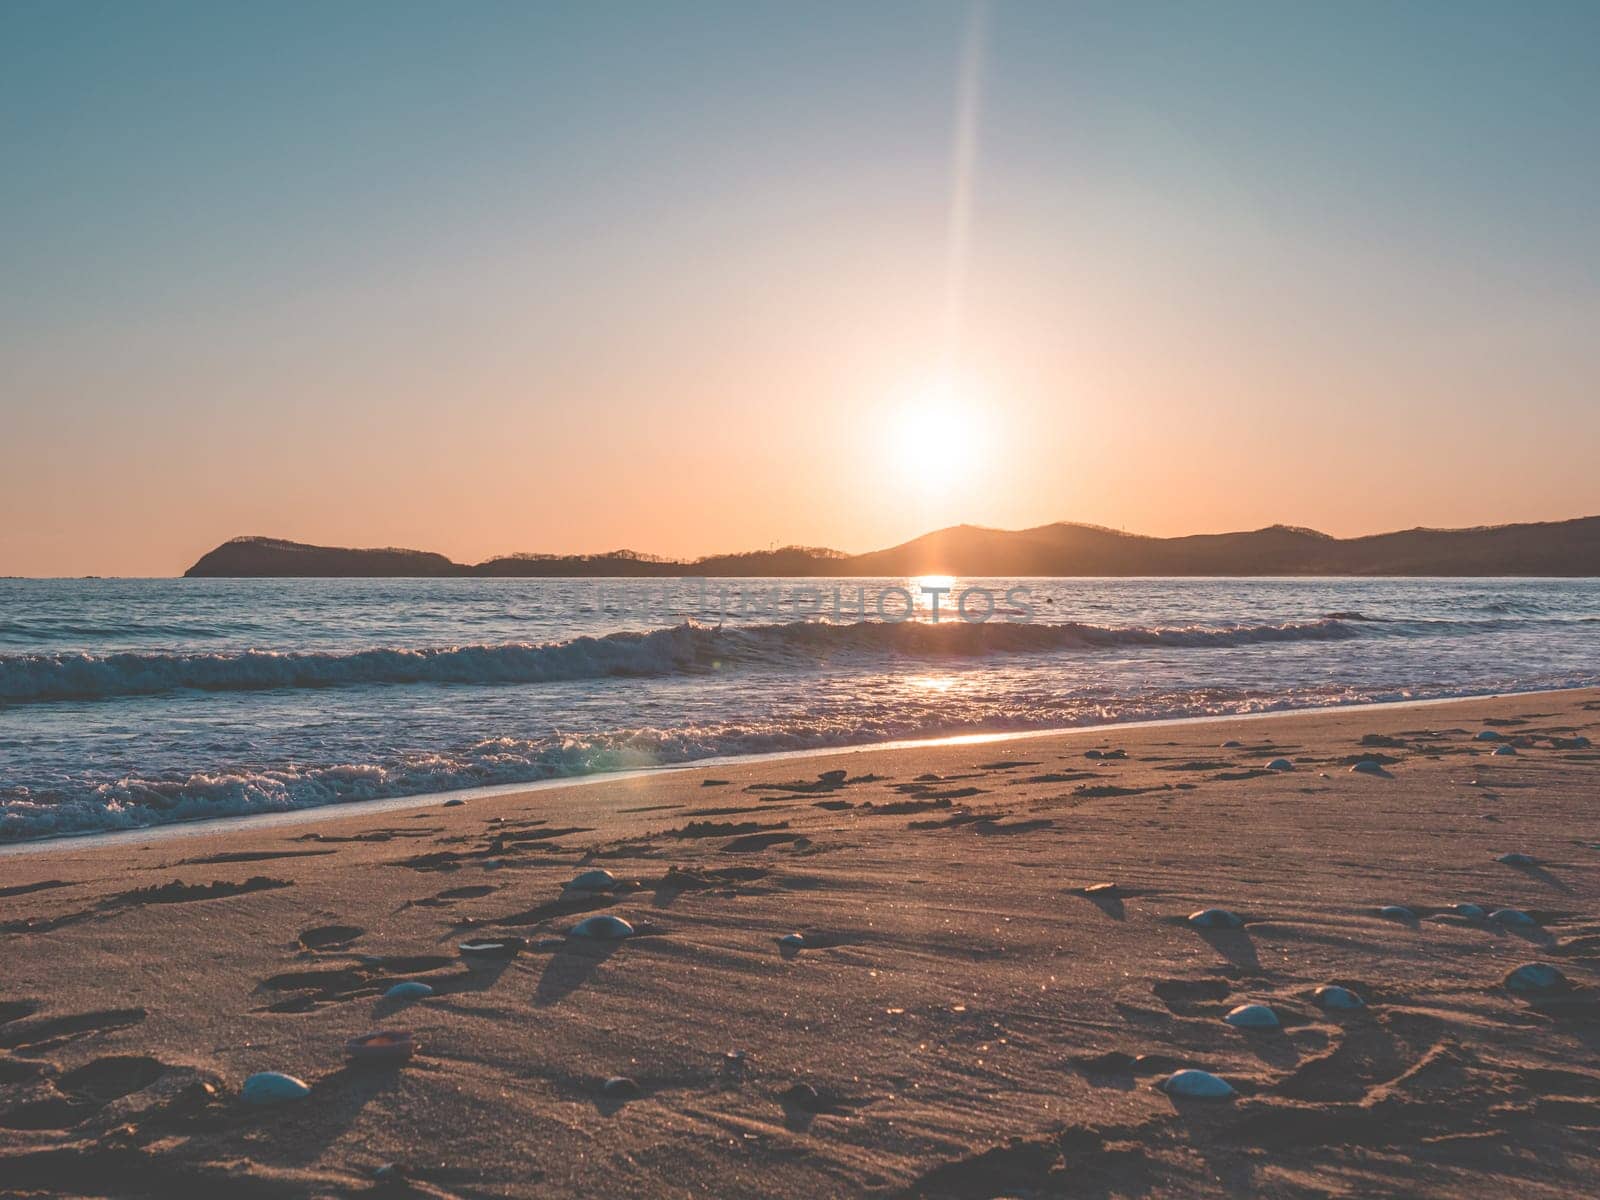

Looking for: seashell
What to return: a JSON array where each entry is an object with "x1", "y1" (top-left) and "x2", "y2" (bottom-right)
[
  {"x1": 1350, "y1": 760, "x2": 1386, "y2": 775},
  {"x1": 1158, "y1": 1069, "x2": 1235, "y2": 1099},
  {"x1": 241, "y1": 1071, "x2": 311, "y2": 1105},
  {"x1": 1220, "y1": 740, "x2": 1243, "y2": 748},
  {"x1": 1378, "y1": 905, "x2": 1415, "y2": 922},
  {"x1": 1489, "y1": 908, "x2": 1537, "y2": 927},
  {"x1": 1314, "y1": 985, "x2": 1365, "y2": 1010},
  {"x1": 1474, "y1": 730, "x2": 1503, "y2": 741},
  {"x1": 442, "y1": 798, "x2": 466, "y2": 807},
  {"x1": 1491, "y1": 745, "x2": 1517, "y2": 756},
  {"x1": 565, "y1": 868, "x2": 619, "y2": 892},
  {"x1": 570, "y1": 914, "x2": 634, "y2": 940},
  {"x1": 777, "y1": 933, "x2": 806, "y2": 953},
  {"x1": 1083, "y1": 882, "x2": 1119, "y2": 896},
  {"x1": 1223, "y1": 1003, "x2": 1280, "y2": 1029},
  {"x1": 383, "y1": 981, "x2": 434, "y2": 1000},
  {"x1": 1504, "y1": 963, "x2": 1567, "y2": 994},
  {"x1": 1495, "y1": 852, "x2": 1537, "y2": 866},
  {"x1": 602, "y1": 1075, "x2": 641, "y2": 1099},
  {"x1": 346, "y1": 1030, "x2": 417, "y2": 1064},
  {"x1": 1265, "y1": 758, "x2": 1294, "y2": 771},
  {"x1": 1451, "y1": 903, "x2": 1487, "y2": 920},
  {"x1": 1187, "y1": 908, "x2": 1244, "y2": 929},
  {"x1": 781, "y1": 1082, "x2": 822, "y2": 1110}
]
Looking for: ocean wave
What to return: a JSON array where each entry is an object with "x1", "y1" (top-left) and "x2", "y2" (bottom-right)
[
  {"x1": 8, "y1": 673, "x2": 1593, "y2": 841},
  {"x1": 0, "y1": 617, "x2": 1391, "y2": 703}
]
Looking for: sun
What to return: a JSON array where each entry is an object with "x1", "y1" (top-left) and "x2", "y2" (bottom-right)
[{"x1": 891, "y1": 372, "x2": 987, "y2": 487}]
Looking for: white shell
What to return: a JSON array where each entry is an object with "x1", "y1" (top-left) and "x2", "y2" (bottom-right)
[
  {"x1": 570, "y1": 914, "x2": 634, "y2": 939},
  {"x1": 565, "y1": 868, "x2": 619, "y2": 892},
  {"x1": 1159, "y1": 1069, "x2": 1235, "y2": 1099},
  {"x1": 1505, "y1": 963, "x2": 1566, "y2": 994},
  {"x1": 1187, "y1": 908, "x2": 1244, "y2": 929},
  {"x1": 384, "y1": 981, "x2": 434, "y2": 1000},
  {"x1": 1490, "y1": 908, "x2": 1537, "y2": 926},
  {"x1": 1224, "y1": 1003, "x2": 1280, "y2": 1029},
  {"x1": 1314, "y1": 985, "x2": 1365, "y2": 1010},
  {"x1": 1265, "y1": 758, "x2": 1294, "y2": 771},
  {"x1": 241, "y1": 1071, "x2": 311, "y2": 1105}
]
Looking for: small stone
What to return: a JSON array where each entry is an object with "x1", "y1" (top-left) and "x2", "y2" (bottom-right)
[
  {"x1": 1491, "y1": 745, "x2": 1517, "y2": 757},
  {"x1": 1350, "y1": 760, "x2": 1386, "y2": 775},
  {"x1": 570, "y1": 914, "x2": 634, "y2": 940},
  {"x1": 1504, "y1": 963, "x2": 1567, "y2": 994},
  {"x1": 1489, "y1": 908, "x2": 1538, "y2": 927},
  {"x1": 777, "y1": 933, "x2": 806, "y2": 953},
  {"x1": 1158, "y1": 1069, "x2": 1235, "y2": 1099},
  {"x1": 240, "y1": 1072, "x2": 311, "y2": 1105},
  {"x1": 1187, "y1": 908, "x2": 1244, "y2": 929},
  {"x1": 383, "y1": 981, "x2": 434, "y2": 1000},
  {"x1": 565, "y1": 868, "x2": 620, "y2": 892},
  {"x1": 1451, "y1": 903, "x2": 1487, "y2": 920},
  {"x1": 1223, "y1": 1003, "x2": 1280, "y2": 1029},
  {"x1": 1495, "y1": 852, "x2": 1537, "y2": 866},
  {"x1": 1474, "y1": 730, "x2": 1503, "y2": 741},
  {"x1": 1378, "y1": 905, "x2": 1415, "y2": 922},
  {"x1": 1314, "y1": 985, "x2": 1365, "y2": 1010},
  {"x1": 442, "y1": 798, "x2": 466, "y2": 807},
  {"x1": 1220, "y1": 740, "x2": 1243, "y2": 748},
  {"x1": 602, "y1": 1076, "x2": 641, "y2": 1099},
  {"x1": 1265, "y1": 758, "x2": 1294, "y2": 771}
]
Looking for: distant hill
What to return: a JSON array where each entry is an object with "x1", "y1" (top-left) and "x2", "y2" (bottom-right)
[{"x1": 184, "y1": 517, "x2": 1600, "y2": 577}]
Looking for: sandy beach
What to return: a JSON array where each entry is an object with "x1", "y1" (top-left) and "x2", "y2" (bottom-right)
[{"x1": 3, "y1": 690, "x2": 1599, "y2": 1197}]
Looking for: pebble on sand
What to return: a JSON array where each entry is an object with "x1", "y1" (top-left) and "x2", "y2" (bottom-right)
[
  {"x1": 1220, "y1": 740, "x2": 1243, "y2": 748},
  {"x1": 570, "y1": 914, "x2": 635, "y2": 940},
  {"x1": 1379, "y1": 905, "x2": 1416, "y2": 922},
  {"x1": 346, "y1": 1030, "x2": 417, "y2": 1064},
  {"x1": 777, "y1": 933, "x2": 807, "y2": 953},
  {"x1": 1314, "y1": 985, "x2": 1365, "y2": 1010},
  {"x1": 1265, "y1": 758, "x2": 1294, "y2": 771},
  {"x1": 1491, "y1": 745, "x2": 1518, "y2": 756},
  {"x1": 241, "y1": 1072, "x2": 311, "y2": 1105},
  {"x1": 459, "y1": 938, "x2": 523, "y2": 969},
  {"x1": 1158, "y1": 1069, "x2": 1235, "y2": 1099},
  {"x1": 1350, "y1": 760, "x2": 1387, "y2": 775},
  {"x1": 565, "y1": 868, "x2": 620, "y2": 892},
  {"x1": 1495, "y1": 852, "x2": 1538, "y2": 866},
  {"x1": 1451, "y1": 903, "x2": 1488, "y2": 920},
  {"x1": 1489, "y1": 908, "x2": 1538, "y2": 927},
  {"x1": 1224, "y1": 1003, "x2": 1280, "y2": 1029},
  {"x1": 383, "y1": 981, "x2": 434, "y2": 1000},
  {"x1": 1474, "y1": 730, "x2": 1503, "y2": 741},
  {"x1": 1504, "y1": 963, "x2": 1568, "y2": 994},
  {"x1": 1187, "y1": 908, "x2": 1244, "y2": 929},
  {"x1": 602, "y1": 1076, "x2": 641, "y2": 1099},
  {"x1": 442, "y1": 798, "x2": 466, "y2": 807}
]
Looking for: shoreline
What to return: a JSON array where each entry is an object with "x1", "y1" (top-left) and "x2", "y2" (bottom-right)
[
  {"x1": 3, "y1": 687, "x2": 1597, "y2": 1196},
  {"x1": 4, "y1": 681, "x2": 1590, "y2": 860}
]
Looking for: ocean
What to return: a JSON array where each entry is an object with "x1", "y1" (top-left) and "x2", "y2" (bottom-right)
[{"x1": 2, "y1": 576, "x2": 1597, "y2": 841}]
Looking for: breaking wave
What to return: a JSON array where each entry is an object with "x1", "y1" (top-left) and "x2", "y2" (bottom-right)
[{"x1": 0, "y1": 616, "x2": 1401, "y2": 703}]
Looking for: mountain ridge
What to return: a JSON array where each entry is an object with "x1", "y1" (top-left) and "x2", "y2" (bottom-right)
[{"x1": 183, "y1": 517, "x2": 1600, "y2": 577}]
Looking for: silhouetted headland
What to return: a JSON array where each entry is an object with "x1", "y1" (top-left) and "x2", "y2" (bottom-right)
[{"x1": 185, "y1": 517, "x2": 1600, "y2": 577}]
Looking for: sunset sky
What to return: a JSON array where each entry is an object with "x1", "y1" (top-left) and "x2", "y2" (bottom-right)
[{"x1": 4, "y1": 0, "x2": 1599, "y2": 576}]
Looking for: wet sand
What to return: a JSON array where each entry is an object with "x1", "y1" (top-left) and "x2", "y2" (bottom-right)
[{"x1": 3, "y1": 690, "x2": 1600, "y2": 1198}]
